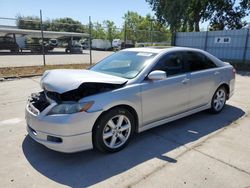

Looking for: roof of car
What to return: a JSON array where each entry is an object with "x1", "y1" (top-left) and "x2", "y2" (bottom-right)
[
  {"x1": 123, "y1": 47, "x2": 224, "y2": 67},
  {"x1": 122, "y1": 46, "x2": 205, "y2": 54}
]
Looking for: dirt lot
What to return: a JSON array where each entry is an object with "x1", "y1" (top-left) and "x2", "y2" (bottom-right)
[
  {"x1": 0, "y1": 73, "x2": 250, "y2": 187},
  {"x1": 0, "y1": 64, "x2": 89, "y2": 78}
]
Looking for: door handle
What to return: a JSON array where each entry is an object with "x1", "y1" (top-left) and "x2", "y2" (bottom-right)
[
  {"x1": 182, "y1": 78, "x2": 189, "y2": 84},
  {"x1": 214, "y1": 71, "x2": 220, "y2": 75}
]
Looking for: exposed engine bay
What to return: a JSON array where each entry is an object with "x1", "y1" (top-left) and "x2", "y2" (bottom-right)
[
  {"x1": 28, "y1": 92, "x2": 50, "y2": 114},
  {"x1": 45, "y1": 82, "x2": 125, "y2": 102},
  {"x1": 29, "y1": 82, "x2": 125, "y2": 113}
]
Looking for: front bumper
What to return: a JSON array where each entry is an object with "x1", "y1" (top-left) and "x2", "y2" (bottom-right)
[
  {"x1": 25, "y1": 102, "x2": 102, "y2": 153},
  {"x1": 27, "y1": 124, "x2": 92, "y2": 153}
]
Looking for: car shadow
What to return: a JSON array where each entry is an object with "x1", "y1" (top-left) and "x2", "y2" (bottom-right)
[{"x1": 22, "y1": 104, "x2": 245, "y2": 187}]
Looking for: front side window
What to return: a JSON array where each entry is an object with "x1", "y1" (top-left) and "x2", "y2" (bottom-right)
[
  {"x1": 153, "y1": 52, "x2": 183, "y2": 76},
  {"x1": 185, "y1": 51, "x2": 216, "y2": 72},
  {"x1": 90, "y1": 51, "x2": 157, "y2": 79}
]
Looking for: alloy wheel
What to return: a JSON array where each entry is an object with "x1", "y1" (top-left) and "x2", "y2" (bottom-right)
[
  {"x1": 102, "y1": 115, "x2": 131, "y2": 149},
  {"x1": 213, "y1": 88, "x2": 226, "y2": 112}
]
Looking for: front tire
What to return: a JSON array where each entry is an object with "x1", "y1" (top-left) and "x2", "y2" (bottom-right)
[
  {"x1": 93, "y1": 107, "x2": 135, "y2": 153},
  {"x1": 210, "y1": 86, "x2": 227, "y2": 114}
]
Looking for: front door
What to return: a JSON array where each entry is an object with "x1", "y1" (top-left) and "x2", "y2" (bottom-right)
[{"x1": 141, "y1": 52, "x2": 190, "y2": 125}]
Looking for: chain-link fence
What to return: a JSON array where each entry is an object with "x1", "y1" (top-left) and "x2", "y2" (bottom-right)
[{"x1": 0, "y1": 14, "x2": 172, "y2": 68}]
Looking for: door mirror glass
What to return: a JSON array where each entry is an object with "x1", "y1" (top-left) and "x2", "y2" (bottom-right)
[{"x1": 148, "y1": 70, "x2": 167, "y2": 81}]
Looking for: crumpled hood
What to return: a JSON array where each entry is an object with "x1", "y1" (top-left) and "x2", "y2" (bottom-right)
[{"x1": 40, "y1": 69, "x2": 128, "y2": 94}]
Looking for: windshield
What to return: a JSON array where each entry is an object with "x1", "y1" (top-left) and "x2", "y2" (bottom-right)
[{"x1": 90, "y1": 51, "x2": 157, "y2": 79}]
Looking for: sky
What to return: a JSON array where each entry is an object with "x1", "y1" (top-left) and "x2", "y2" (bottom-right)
[
  {"x1": 0, "y1": 0, "x2": 154, "y2": 28},
  {"x1": 0, "y1": 0, "x2": 249, "y2": 29}
]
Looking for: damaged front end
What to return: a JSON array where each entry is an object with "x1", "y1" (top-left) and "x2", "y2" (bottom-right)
[
  {"x1": 45, "y1": 82, "x2": 124, "y2": 102},
  {"x1": 28, "y1": 69, "x2": 128, "y2": 115},
  {"x1": 28, "y1": 82, "x2": 125, "y2": 115}
]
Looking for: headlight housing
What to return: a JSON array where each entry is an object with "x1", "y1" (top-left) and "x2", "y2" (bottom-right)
[{"x1": 48, "y1": 101, "x2": 94, "y2": 115}]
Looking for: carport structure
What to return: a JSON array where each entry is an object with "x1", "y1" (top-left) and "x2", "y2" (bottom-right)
[
  {"x1": 0, "y1": 27, "x2": 90, "y2": 65},
  {"x1": 0, "y1": 27, "x2": 89, "y2": 51},
  {"x1": 0, "y1": 27, "x2": 88, "y2": 40}
]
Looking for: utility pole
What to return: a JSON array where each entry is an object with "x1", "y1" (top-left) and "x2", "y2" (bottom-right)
[{"x1": 40, "y1": 9, "x2": 46, "y2": 66}]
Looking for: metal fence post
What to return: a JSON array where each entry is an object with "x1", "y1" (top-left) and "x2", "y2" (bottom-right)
[
  {"x1": 149, "y1": 19, "x2": 154, "y2": 46},
  {"x1": 39, "y1": 9, "x2": 46, "y2": 66},
  {"x1": 171, "y1": 32, "x2": 176, "y2": 46},
  {"x1": 204, "y1": 31, "x2": 208, "y2": 51},
  {"x1": 243, "y1": 28, "x2": 249, "y2": 63},
  {"x1": 123, "y1": 21, "x2": 127, "y2": 49},
  {"x1": 89, "y1": 16, "x2": 92, "y2": 66}
]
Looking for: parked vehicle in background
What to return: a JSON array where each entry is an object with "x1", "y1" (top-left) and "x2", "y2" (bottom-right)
[
  {"x1": 80, "y1": 39, "x2": 89, "y2": 49},
  {"x1": 48, "y1": 39, "x2": 59, "y2": 48},
  {"x1": 26, "y1": 38, "x2": 56, "y2": 53},
  {"x1": 92, "y1": 39, "x2": 112, "y2": 51},
  {"x1": 121, "y1": 41, "x2": 135, "y2": 49},
  {"x1": 25, "y1": 47, "x2": 235, "y2": 153},
  {"x1": 65, "y1": 40, "x2": 83, "y2": 53},
  {"x1": 0, "y1": 36, "x2": 19, "y2": 53},
  {"x1": 16, "y1": 36, "x2": 26, "y2": 51},
  {"x1": 112, "y1": 39, "x2": 122, "y2": 50}
]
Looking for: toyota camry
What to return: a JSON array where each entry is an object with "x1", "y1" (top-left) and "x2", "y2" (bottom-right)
[{"x1": 25, "y1": 47, "x2": 235, "y2": 153}]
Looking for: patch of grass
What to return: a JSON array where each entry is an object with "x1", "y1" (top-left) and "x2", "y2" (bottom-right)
[{"x1": 0, "y1": 64, "x2": 90, "y2": 78}]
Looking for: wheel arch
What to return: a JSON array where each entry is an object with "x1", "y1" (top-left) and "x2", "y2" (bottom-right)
[
  {"x1": 218, "y1": 83, "x2": 230, "y2": 100},
  {"x1": 91, "y1": 104, "x2": 139, "y2": 145}
]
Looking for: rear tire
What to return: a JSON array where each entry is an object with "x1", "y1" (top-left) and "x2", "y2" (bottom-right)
[
  {"x1": 210, "y1": 86, "x2": 227, "y2": 114},
  {"x1": 93, "y1": 107, "x2": 135, "y2": 153}
]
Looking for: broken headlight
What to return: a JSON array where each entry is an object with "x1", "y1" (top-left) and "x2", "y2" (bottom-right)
[{"x1": 48, "y1": 101, "x2": 94, "y2": 115}]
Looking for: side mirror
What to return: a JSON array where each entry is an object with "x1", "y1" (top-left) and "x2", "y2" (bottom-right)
[{"x1": 148, "y1": 70, "x2": 167, "y2": 81}]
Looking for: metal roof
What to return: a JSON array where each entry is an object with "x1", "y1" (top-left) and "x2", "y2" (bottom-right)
[{"x1": 0, "y1": 27, "x2": 88, "y2": 38}]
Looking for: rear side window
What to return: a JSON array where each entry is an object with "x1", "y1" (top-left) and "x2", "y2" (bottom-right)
[
  {"x1": 153, "y1": 52, "x2": 183, "y2": 76},
  {"x1": 185, "y1": 51, "x2": 216, "y2": 72}
]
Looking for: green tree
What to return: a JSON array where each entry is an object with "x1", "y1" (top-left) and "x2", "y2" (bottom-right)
[
  {"x1": 207, "y1": 0, "x2": 249, "y2": 30},
  {"x1": 92, "y1": 22, "x2": 106, "y2": 39},
  {"x1": 16, "y1": 16, "x2": 87, "y2": 33},
  {"x1": 16, "y1": 15, "x2": 41, "y2": 30},
  {"x1": 49, "y1": 17, "x2": 87, "y2": 32},
  {"x1": 123, "y1": 11, "x2": 169, "y2": 43},
  {"x1": 103, "y1": 20, "x2": 121, "y2": 44},
  {"x1": 146, "y1": 0, "x2": 190, "y2": 32},
  {"x1": 146, "y1": 0, "x2": 250, "y2": 32}
]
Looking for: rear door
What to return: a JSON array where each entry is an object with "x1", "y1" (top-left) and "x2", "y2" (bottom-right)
[{"x1": 184, "y1": 51, "x2": 220, "y2": 110}]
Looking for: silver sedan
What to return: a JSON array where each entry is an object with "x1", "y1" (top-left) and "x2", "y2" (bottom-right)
[{"x1": 25, "y1": 47, "x2": 235, "y2": 153}]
